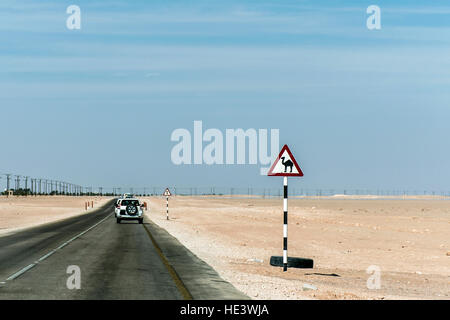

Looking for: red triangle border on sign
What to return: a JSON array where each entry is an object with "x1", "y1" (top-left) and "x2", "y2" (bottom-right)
[{"x1": 267, "y1": 145, "x2": 304, "y2": 177}]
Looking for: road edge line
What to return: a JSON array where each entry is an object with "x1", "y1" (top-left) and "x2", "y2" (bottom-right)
[{"x1": 142, "y1": 223, "x2": 193, "y2": 300}]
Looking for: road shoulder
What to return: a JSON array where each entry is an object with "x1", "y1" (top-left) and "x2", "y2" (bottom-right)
[{"x1": 143, "y1": 219, "x2": 249, "y2": 300}]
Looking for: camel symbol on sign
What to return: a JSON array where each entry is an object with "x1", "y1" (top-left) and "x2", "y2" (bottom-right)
[
  {"x1": 281, "y1": 157, "x2": 293, "y2": 173},
  {"x1": 267, "y1": 145, "x2": 304, "y2": 177}
]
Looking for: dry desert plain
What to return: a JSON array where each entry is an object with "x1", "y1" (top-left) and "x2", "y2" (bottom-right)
[
  {"x1": 143, "y1": 196, "x2": 450, "y2": 300},
  {"x1": 0, "y1": 196, "x2": 110, "y2": 236},
  {"x1": 0, "y1": 195, "x2": 449, "y2": 300}
]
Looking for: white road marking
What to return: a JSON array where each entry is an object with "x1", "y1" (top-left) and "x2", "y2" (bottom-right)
[
  {"x1": 3, "y1": 213, "x2": 111, "y2": 283},
  {"x1": 6, "y1": 263, "x2": 36, "y2": 281}
]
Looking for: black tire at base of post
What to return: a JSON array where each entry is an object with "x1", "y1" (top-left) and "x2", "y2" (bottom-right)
[{"x1": 270, "y1": 256, "x2": 314, "y2": 269}]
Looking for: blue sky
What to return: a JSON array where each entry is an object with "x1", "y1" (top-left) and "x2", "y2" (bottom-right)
[{"x1": 1, "y1": 0, "x2": 450, "y2": 192}]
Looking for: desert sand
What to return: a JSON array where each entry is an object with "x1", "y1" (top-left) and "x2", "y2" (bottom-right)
[
  {"x1": 144, "y1": 196, "x2": 450, "y2": 300},
  {"x1": 0, "y1": 196, "x2": 111, "y2": 236},
  {"x1": 1, "y1": 194, "x2": 448, "y2": 299}
]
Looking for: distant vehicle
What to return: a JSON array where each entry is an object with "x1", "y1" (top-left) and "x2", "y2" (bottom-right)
[
  {"x1": 114, "y1": 197, "x2": 144, "y2": 224},
  {"x1": 123, "y1": 193, "x2": 134, "y2": 199}
]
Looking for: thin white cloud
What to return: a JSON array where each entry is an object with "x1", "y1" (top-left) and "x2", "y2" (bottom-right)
[{"x1": 145, "y1": 72, "x2": 160, "y2": 77}]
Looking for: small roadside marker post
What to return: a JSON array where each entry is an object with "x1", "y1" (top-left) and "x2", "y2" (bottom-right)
[
  {"x1": 268, "y1": 144, "x2": 313, "y2": 272},
  {"x1": 163, "y1": 188, "x2": 172, "y2": 220}
]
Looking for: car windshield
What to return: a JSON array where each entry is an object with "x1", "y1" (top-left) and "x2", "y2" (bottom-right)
[{"x1": 121, "y1": 200, "x2": 139, "y2": 206}]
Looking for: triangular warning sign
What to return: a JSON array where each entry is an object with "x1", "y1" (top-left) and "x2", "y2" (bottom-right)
[
  {"x1": 163, "y1": 188, "x2": 172, "y2": 196},
  {"x1": 267, "y1": 145, "x2": 304, "y2": 177}
]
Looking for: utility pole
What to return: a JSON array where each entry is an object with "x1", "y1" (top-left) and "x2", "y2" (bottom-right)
[
  {"x1": 6, "y1": 174, "x2": 11, "y2": 193},
  {"x1": 25, "y1": 176, "x2": 29, "y2": 196}
]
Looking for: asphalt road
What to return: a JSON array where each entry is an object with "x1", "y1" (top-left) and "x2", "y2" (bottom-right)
[{"x1": 0, "y1": 200, "x2": 247, "y2": 300}]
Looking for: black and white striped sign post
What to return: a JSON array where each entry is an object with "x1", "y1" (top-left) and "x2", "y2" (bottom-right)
[
  {"x1": 166, "y1": 196, "x2": 169, "y2": 220},
  {"x1": 163, "y1": 188, "x2": 172, "y2": 220},
  {"x1": 283, "y1": 176, "x2": 288, "y2": 271},
  {"x1": 268, "y1": 145, "x2": 313, "y2": 272}
]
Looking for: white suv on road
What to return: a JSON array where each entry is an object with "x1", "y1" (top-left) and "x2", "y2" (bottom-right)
[{"x1": 114, "y1": 198, "x2": 144, "y2": 224}]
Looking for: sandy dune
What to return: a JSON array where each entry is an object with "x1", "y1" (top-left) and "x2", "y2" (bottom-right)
[
  {"x1": 144, "y1": 196, "x2": 450, "y2": 300},
  {"x1": 0, "y1": 196, "x2": 111, "y2": 236}
]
